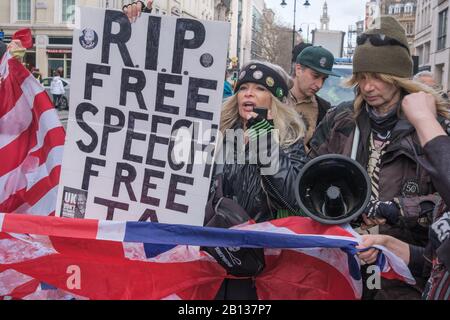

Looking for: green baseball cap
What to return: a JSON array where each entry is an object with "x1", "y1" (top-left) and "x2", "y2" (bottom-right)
[{"x1": 296, "y1": 46, "x2": 339, "y2": 77}]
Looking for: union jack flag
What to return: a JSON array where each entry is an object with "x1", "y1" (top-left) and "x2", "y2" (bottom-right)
[{"x1": 0, "y1": 213, "x2": 415, "y2": 300}]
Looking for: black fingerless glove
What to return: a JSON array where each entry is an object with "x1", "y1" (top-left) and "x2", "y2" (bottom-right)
[
  {"x1": 366, "y1": 199, "x2": 400, "y2": 225},
  {"x1": 246, "y1": 116, "x2": 274, "y2": 142}
]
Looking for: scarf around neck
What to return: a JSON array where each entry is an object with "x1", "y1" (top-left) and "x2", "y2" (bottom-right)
[{"x1": 366, "y1": 102, "x2": 400, "y2": 140}]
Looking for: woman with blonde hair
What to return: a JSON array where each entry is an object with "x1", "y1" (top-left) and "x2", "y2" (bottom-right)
[
  {"x1": 207, "y1": 60, "x2": 307, "y2": 300},
  {"x1": 309, "y1": 16, "x2": 450, "y2": 299},
  {"x1": 213, "y1": 60, "x2": 307, "y2": 222}
]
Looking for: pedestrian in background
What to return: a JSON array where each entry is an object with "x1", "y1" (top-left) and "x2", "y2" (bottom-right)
[
  {"x1": 50, "y1": 69, "x2": 65, "y2": 110},
  {"x1": 289, "y1": 46, "x2": 338, "y2": 149}
]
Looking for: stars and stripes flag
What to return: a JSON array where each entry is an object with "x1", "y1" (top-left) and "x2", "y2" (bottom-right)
[
  {"x1": 0, "y1": 52, "x2": 65, "y2": 216},
  {"x1": 0, "y1": 52, "x2": 414, "y2": 300}
]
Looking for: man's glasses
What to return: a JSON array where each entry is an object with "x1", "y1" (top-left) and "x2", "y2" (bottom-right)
[{"x1": 357, "y1": 33, "x2": 410, "y2": 54}]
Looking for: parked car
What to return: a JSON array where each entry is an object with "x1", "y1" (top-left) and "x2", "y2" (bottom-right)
[
  {"x1": 317, "y1": 63, "x2": 355, "y2": 106},
  {"x1": 41, "y1": 77, "x2": 70, "y2": 110}
]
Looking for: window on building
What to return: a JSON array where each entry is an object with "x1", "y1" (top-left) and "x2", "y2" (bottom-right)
[
  {"x1": 62, "y1": 0, "x2": 76, "y2": 23},
  {"x1": 404, "y1": 3, "x2": 414, "y2": 15},
  {"x1": 406, "y1": 22, "x2": 414, "y2": 35},
  {"x1": 48, "y1": 52, "x2": 72, "y2": 79},
  {"x1": 389, "y1": 5, "x2": 395, "y2": 15},
  {"x1": 424, "y1": 42, "x2": 430, "y2": 64},
  {"x1": 438, "y1": 9, "x2": 448, "y2": 51},
  {"x1": 17, "y1": 0, "x2": 31, "y2": 21},
  {"x1": 394, "y1": 4, "x2": 403, "y2": 14}
]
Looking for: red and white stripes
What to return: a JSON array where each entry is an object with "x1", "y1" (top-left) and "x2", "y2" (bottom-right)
[{"x1": 0, "y1": 53, "x2": 65, "y2": 215}]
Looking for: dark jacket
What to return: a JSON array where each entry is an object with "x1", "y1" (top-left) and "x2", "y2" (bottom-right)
[
  {"x1": 407, "y1": 136, "x2": 450, "y2": 300},
  {"x1": 309, "y1": 101, "x2": 450, "y2": 245},
  {"x1": 309, "y1": 100, "x2": 450, "y2": 299},
  {"x1": 0, "y1": 41, "x2": 6, "y2": 61},
  {"x1": 316, "y1": 94, "x2": 332, "y2": 127},
  {"x1": 215, "y1": 122, "x2": 308, "y2": 222},
  {"x1": 211, "y1": 121, "x2": 307, "y2": 300}
]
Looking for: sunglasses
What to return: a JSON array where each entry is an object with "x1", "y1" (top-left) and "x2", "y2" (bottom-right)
[{"x1": 357, "y1": 33, "x2": 410, "y2": 54}]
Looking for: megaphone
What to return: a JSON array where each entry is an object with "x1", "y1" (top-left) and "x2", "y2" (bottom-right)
[{"x1": 294, "y1": 154, "x2": 371, "y2": 225}]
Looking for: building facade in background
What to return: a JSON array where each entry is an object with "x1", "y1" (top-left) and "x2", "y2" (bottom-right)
[
  {"x1": 227, "y1": 0, "x2": 266, "y2": 68},
  {"x1": 0, "y1": 0, "x2": 217, "y2": 78},
  {"x1": 365, "y1": 0, "x2": 416, "y2": 51},
  {"x1": 312, "y1": 1, "x2": 345, "y2": 58},
  {"x1": 429, "y1": 0, "x2": 450, "y2": 91},
  {"x1": 380, "y1": 0, "x2": 417, "y2": 51},
  {"x1": 414, "y1": 0, "x2": 432, "y2": 71},
  {"x1": 414, "y1": 0, "x2": 450, "y2": 91}
]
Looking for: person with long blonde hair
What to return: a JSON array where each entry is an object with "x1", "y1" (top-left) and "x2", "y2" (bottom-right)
[
  {"x1": 215, "y1": 60, "x2": 307, "y2": 219},
  {"x1": 309, "y1": 16, "x2": 450, "y2": 300},
  {"x1": 209, "y1": 60, "x2": 308, "y2": 299}
]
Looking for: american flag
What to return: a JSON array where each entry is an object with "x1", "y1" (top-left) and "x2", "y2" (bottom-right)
[
  {"x1": 0, "y1": 52, "x2": 65, "y2": 215},
  {"x1": 0, "y1": 214, "x2": 415, "y2": 300}
]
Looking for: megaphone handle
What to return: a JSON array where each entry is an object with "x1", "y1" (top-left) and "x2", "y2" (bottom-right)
[{"x1": 351, "y1": 125, "x2": 360, "y2": 161}]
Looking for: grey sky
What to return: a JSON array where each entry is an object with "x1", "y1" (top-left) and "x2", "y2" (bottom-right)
[{"x1": 265, "y1": 0, "x2": 366, "y2": 42}]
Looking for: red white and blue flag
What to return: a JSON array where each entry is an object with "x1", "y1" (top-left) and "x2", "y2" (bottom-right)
[
  {"x1": 0, "y1": 213, "x2": 415, "y2": 300},
  {"x1": 0, "y1": 52, "x2": 414, "y2": 300},
  {"x1": 0, "y1": 52, "x2": 65, "y2": 216}
]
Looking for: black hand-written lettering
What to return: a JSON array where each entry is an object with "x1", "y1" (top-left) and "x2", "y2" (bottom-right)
[
  {"x1": 76, "y1": 102, "x2": 99, "y2": 153},
  {"x1": 94, "y1": 197, "x2": 129, "y2": 220},
  {"x1": 155, "y1": 73, "x2": 182, "y2": 115},
  {"x1": 186, "y1": 77, "x2": 216, "y2": 120},
  {"x1": 113, "y1": 162, "x2": 137, "y2": 201},
  {"x1": 82, "y1": 157, "x2": 106, "y2": 190},
  {"x1": 172, "y1": 19, "x2": 206, "y2": 74},
  {"x1": 146, "y1": 116, "x2": 172, "y2": 167},
  {"x1": 151, "y1": 115, "x2": 172, "y2": 133},
  {"x1": 102, "y1": 9, "x2": 134, "y2": 67},
  {"x1": 145, "y1": 15, "x2": 161, "y2": 71},
  {"x1": 166, "y1": 174, "x2": 194, "y2": 213},
  {"x1": 147, "y1": 134, "x2": 169, "y2": 167},
  {"x1": 123, "y1": 111, "x2": 148, "y2": 163},
  {"x1": 84, "y1": 63, "x2": 111, "y2": 100},
  {"x1": 168, "y1": 119, "x2": 191, "y2": 171},
  {"x1": 186, "y1": 121, "x2": 209, "y2": 174},
  {"x1": 120, "y1": 68, "x2": 147, "y2": 110},
  {"x1": 203, "y1": 124, "x2": 218, "y2": 178},
  {"x1": 139, "y1": 208, "x2": 159, "y2": 222},
  {"x1": 101, "y1": 107, "x2": 125, "y2": 156},
  {"x1": 141, "y1": 168, "x2": 164, "y2": 206}
]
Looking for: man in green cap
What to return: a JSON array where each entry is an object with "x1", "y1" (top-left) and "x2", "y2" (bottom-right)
[
  {"x1": 309, "y1": 16, "x2": 450, "y2": 299},
  {"x1": 289, "y1": 46, "x2": 339, "y2": 148}
]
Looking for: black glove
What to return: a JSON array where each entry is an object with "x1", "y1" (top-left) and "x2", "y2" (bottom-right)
[
  {"x1": 365, "y1": 199, "x2": 400, "y2": 225},
  {"x1": 246, "y1": 116, "x2": 274, "y2": 142}
]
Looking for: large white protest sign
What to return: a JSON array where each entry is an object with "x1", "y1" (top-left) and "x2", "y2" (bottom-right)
[{"x1": 56, "y1": 7, "x2": 230, "y2": 225}]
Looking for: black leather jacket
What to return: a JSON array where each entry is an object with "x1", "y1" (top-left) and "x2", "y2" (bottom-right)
[{"x1": 212, "y1": 122, "x2": 308, "y2": 222}]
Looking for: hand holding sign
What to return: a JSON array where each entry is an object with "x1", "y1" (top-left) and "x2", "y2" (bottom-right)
[{"x1": 123, "y1": 1, "x2": 153, "y2": 22}]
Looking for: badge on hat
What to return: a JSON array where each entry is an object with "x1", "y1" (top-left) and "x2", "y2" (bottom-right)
[
  {"x1": 266, "y1": 77, "x2": 275, "y2": 87},
  {"x1": 253, "y1": 70, "x2": 263, "y2": 80},
  {"x1": 319, "y1": 57, "x2": 327, "y2": 68},
  {"x1": 276, "y1": 87, "x2": 284, "y2": 98}
]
